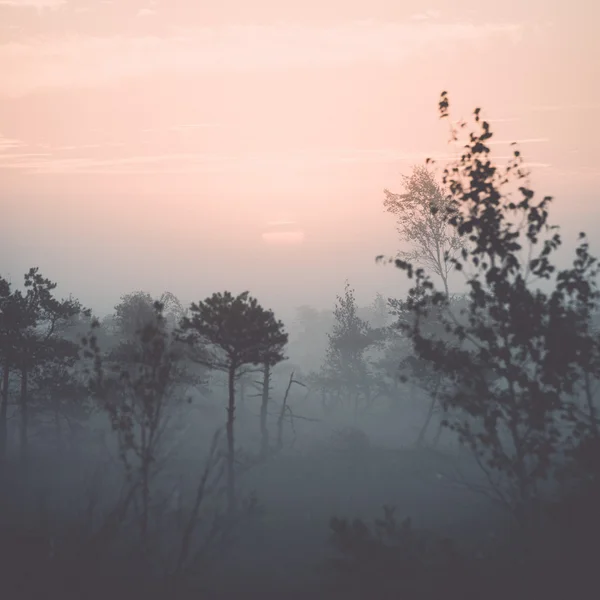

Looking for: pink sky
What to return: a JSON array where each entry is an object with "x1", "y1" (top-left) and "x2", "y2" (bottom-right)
[{"x1": 1, "y1": 0, "x2": 599, "y2": 318}]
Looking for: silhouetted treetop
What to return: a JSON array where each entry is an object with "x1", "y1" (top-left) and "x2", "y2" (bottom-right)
[
  {"x1": 114, "y1": 291, "x2": 158, "y2": 340},
  {"x1": 179, "y1": 291, "x2": 288, "y2": 369},
  {"x1": 2, "y1": 268, "x2": 85, "y2": 366}
]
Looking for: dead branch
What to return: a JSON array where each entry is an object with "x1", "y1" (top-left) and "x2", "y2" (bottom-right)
[{"x1": 276, "y1": 372, "x2": 306, "y2": 451}]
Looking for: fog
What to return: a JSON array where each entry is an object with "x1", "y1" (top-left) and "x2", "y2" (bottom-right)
[
  {"x1": 0, "y1": 285, "x2": 512, "y2": 598},
  {"x1": 1, "y1": 191, "x2": 406, "y2": 321},
  {"x1": 2, "y1": 1, "x2": 600, "y2": 599}
]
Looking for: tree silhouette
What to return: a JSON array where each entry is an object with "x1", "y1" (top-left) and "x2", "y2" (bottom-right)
[
  {"x1": 389, "y1": 294, "x2": 471, "y2": 447},
  {"x1": 83, "y1": 301, "x2": 188, "y2": 548},
  {"x1": 81, "y1": 303, "x2": 228, "y2": 576},
  {"x1": 30, "y1": 334, "x2": 89, "y2": 455},
  {"x1": 178, "y1": 291, "x2": 288, "y2": 514},
  {"x1": 113, "y1": 291, "x2": 159, "y2": 341},
  {"x1": 258, "y1": 342, "x2": 288, "y2": 460},
  {"x1": 320, "y1": 281, "x2": 378, "y2": 420},
  {"x1": 0, "y1": 276, "x2": 15, "y2": 460},
  {"x1": 384, "y1": 165, "x2": 463, "y2": 296},
  {"x1": 369, "y1": 292, "x2": 389, "y2": 330},
  {"x1": 0, "y1": 268, "x2": 84, "y2": 471},
  {"x1": 381, "y1": 92, "x2": 600, "y2": 529}
]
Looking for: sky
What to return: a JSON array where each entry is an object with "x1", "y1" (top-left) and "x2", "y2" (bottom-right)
[{"x1": 1, "y1": 0, "x2": 599, "y2": 320}]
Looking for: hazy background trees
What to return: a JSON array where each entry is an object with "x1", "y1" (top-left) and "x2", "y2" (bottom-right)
[
  {"x1": 328, "y1": 94, "x2": 600, "y2": 600},
  {"x1": 0, "y1": 269, "x2": 84, "y2": 475}
]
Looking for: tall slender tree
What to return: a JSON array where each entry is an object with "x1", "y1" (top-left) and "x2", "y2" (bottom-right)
[
  {"x1": 384, "y1": 165, "x2": 463, "y2": 296},
  {"x1": 90, "y1": 302, "x2": 183, "y2": 547},
  {"x1": 113, "y1": 291, "x2": 159, "y2": 341},
  {"x1": 258, "y1": 337, "x2": 288, "y2": 460},
  {"x1": 321, "y1": 281, "x2": 377, "y2": 420}
]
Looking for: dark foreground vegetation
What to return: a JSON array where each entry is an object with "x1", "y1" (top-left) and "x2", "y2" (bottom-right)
[{"x1": 1, "y1": 93, "x2": 599, "y2": 599}]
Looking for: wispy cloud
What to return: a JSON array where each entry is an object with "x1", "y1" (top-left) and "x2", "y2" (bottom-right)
[
  {"x1": 36, "y1": 142, "x2": 126, "y2": 150},
  {"x1": 0, "y1": 133, "x2": 24, "y2": 151},
  {"x1": 0, "y1": 0, "x2": 66, "y2": 9},
  {"x1": 528, "y1": 104, "x2": 600, "y2": 112},
  {"x1": 0, "y1": 147, "x2": 457, "y2": 174},
  {"x1": 488, "y1": 137, "x2": 550, "y2": 145},
  {"x1": 552, "y1": 167, "x2": 600, "y2": 179},
  {"x1": 0, "y1": 19, "x2": 525, "y2": 96},
  {"x1": 0, "y1": 152, "x2": 51, "y2": 160},
  {"x1": 493, "y1": 156, "x2": 552, "y2": 168},
  {"x1": 487, "y1": 117, "x2": 520, "y2": 123},
  {"x1": 0, "y1": 152, "x2": 238, "y2": 174},
  {"x1": 140, "y1": 123, "x2": 225, "y2": 133}
]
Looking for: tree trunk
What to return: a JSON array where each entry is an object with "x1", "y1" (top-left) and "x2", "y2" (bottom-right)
[
  {"x1": 226, "y1": 364, "x2": 237, "y2": 516},
  {"x1": 19, "y1": 368, "x2": 29, "y2": 473},
  {"x1": 416, "y1": 394, "x2": 438, "y2": 447},
  {"x1": 352, "y1": 392, "x2": 359, "y2": 425},
  {"x1": 441, "y1": 274, "x2": 449, "y2": 297},
  {"x1": 54, "y1": 398, "x2": 63, "y2": 457},
  {"x1": 0, "y1": 359, "x2": 9, "y2": 461},
  {"x1": 140, "y1": 450, "x2": 150, "y2": 548},
  {"x1": 416, "y1": 375, "x2": 442, "y2": 447},
  {"x1": 432, "y1": 419, "x2": 444, "y2": 447},
  {"x1": 260, "y1": 363, "x2": 271, "y2": 460},
  {"x1": 435, "y1": 241, "x2": 450, "y2": 297},
  {"x1": 276, "y1": 373, "x2": 297, "y2": 452}
]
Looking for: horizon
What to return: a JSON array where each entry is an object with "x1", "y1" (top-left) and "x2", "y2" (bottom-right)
[{"x1": 2, "y1": 0, "x2": 599, "y2": 320}]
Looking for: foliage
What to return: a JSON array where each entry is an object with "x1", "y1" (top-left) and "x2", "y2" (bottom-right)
[
  {"x1": 158, "y1": 291, "x2": 187, "y2": 331},
  {"x1": 0, "y1": 268, "x2": 85, "y2": 463},
  {"x1": 30, "y1": 337, "x2": 91, "y2": 444},
  {"x1": 178, "y1": 291, "x2": 288, "y2": 514},
  {"x1": 328, "y1": 498, "x2": 600, "y2": 600},
  {"x1": 75, "y1": 301, "x2": 236, "y2": 591},
  {"x1": 317, "y1": 282, "x2": 379, "y2": 416},
  {"x1": 113, "y1": 291, "x2": 160, "y2": 340},
  {"x1": 328, "y1": 506, "x2": 467, "y2": 599},
  {"x1": 383, "y1": 92, "x2": 600, "y2": 525},
  {"x1": 82, "y1": 301, "x2": 189, "y2": 544},
  {"x1": 179, "y1": 291, "x2": 288, "y2": 371},
  {"x1": 384, "y1": 165, "x2": 464, "y2": 295},
  {"x1": 331, "y1": 427, "x2": 371, "y2": 456},
  {"x1": 369, "y1": 292, "x2": 389, "y2": 330},
  {"x1": 1, "y1": 268, "x2": 84, "y2": 369}
]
